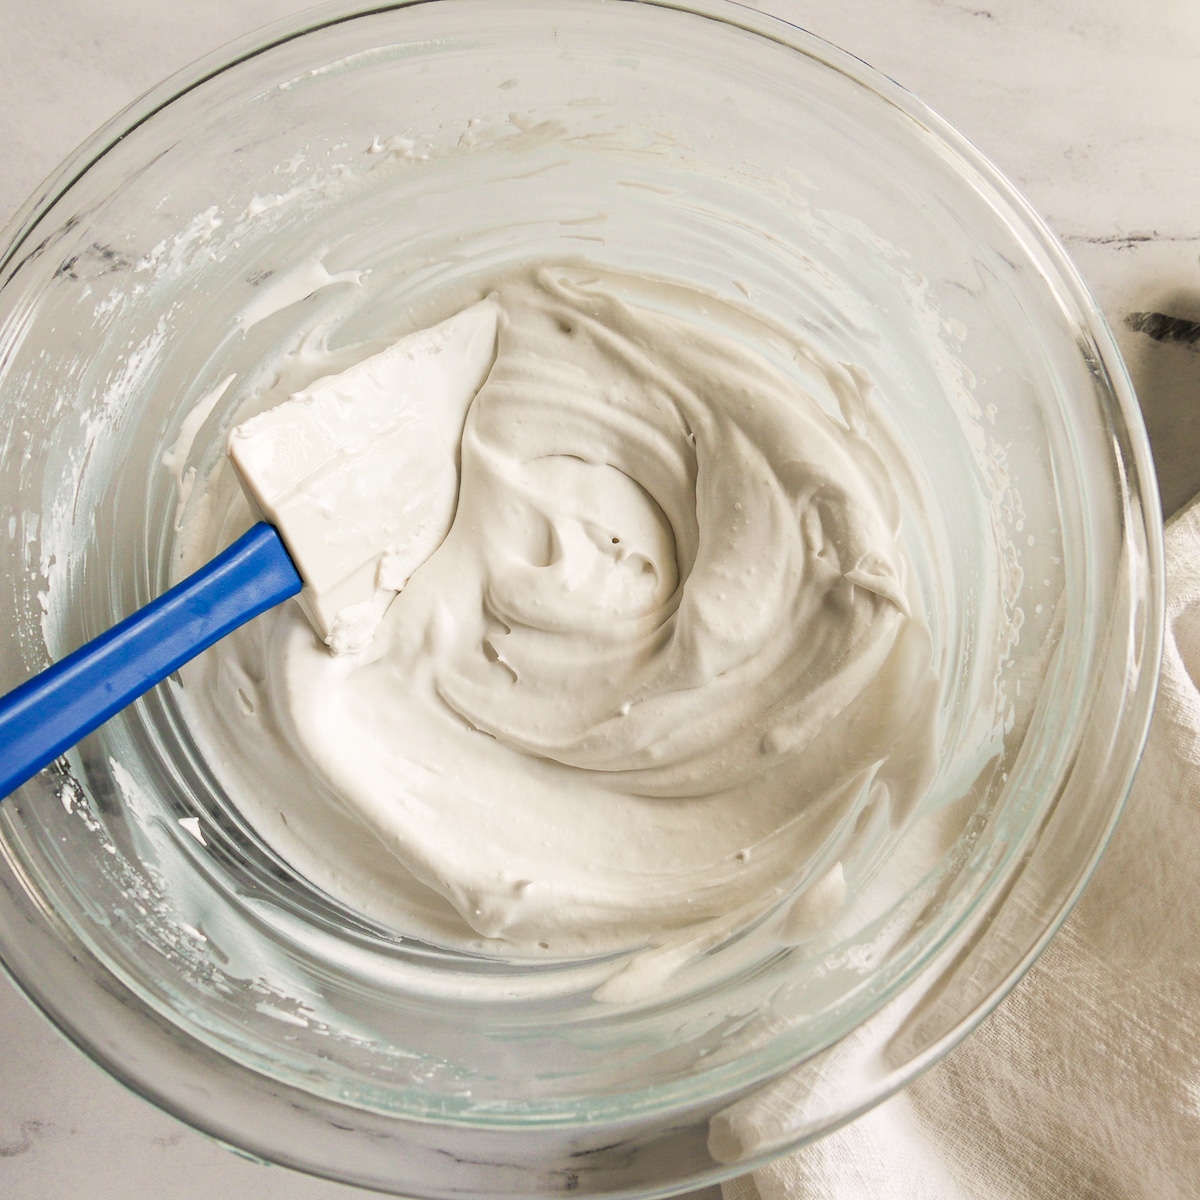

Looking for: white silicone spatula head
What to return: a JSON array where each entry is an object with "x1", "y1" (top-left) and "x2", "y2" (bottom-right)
[{"x1": 228, "y1": 299, "x2": 499, "y2": 653}]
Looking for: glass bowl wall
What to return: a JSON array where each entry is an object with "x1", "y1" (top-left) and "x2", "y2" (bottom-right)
[{"x1": 0, "y1": 1, "x2": 1161, "y2": 1195}]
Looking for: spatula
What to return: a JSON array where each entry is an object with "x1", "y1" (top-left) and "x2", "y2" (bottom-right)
[{"x1": 0, "y1": 300, "x2": 498, "y2": 800}]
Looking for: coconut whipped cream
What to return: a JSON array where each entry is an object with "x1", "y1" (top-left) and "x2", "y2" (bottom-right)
[{"x1": 179, "y1": 263, "x2": 940, "y2": 957}]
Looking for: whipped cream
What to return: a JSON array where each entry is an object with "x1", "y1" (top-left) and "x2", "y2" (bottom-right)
[{"x1": 179, "y1": 264, "x2": 939, "y2": 958}]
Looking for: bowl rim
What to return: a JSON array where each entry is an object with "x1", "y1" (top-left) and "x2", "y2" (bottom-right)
[{"x1": 0, "y1": 0, "x2": 1165, "y2": 1194}]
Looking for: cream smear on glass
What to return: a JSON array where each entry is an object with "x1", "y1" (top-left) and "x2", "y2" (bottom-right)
[{"x1": 179, "y1": 263, "x2": 940, "y2": 958}]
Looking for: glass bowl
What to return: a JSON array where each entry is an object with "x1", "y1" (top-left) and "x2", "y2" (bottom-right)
[{"x1": 0, "y1": 0, "x2": 1162, "y2": 1195}]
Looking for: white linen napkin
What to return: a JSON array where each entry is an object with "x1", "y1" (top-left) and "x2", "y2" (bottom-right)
[{"x1": 724, "y1": 494, "x2": 1200, "y2": 1200}]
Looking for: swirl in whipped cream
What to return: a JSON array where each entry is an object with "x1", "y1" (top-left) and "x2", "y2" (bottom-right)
[{"x1": 180, "y1": 264, "x2": 939, "y2": 956}]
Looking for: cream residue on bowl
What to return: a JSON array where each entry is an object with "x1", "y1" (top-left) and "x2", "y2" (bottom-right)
[{"x1": 177, "y1": 262, "x2": 942, "y2": 958}]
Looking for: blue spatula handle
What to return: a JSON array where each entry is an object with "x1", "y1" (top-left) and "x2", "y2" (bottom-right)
[{"x1": 0, "y1": 522, "x2": 301, "y2": 800}]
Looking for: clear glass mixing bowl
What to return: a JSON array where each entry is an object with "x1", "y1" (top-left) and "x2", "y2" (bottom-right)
[{"x1": 0, "y1": 1, "x2": 1162, "y2": 1195}]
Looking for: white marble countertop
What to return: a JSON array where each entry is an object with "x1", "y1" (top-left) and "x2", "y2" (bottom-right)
[{"x1": 1, "y1": 1, "x2": 1198, "y2": 1196}]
